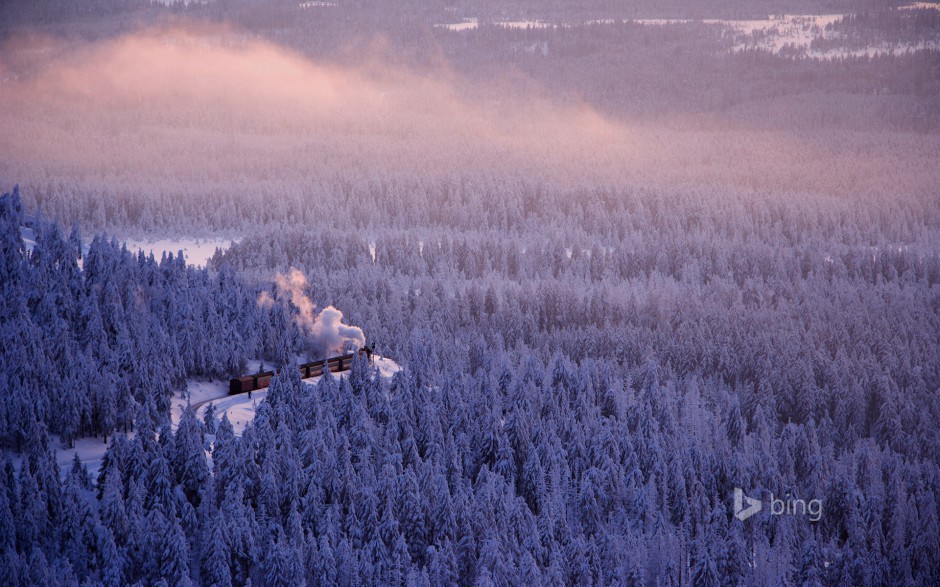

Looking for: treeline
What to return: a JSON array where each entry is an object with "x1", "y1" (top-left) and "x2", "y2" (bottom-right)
[
  {"x1": 443, "y1": 0, "x2": 908, "y2": 21},
  {"x1": 0, "y1": 0, "x2": 154, "y2": 32},
  {"x1": 20, "y1": 170, "x2": 940, "y2": 239},
  {"x1": 434, "y1": 20, "x2": 940, "y2": 127},
  {"x1": 819, "y1": 6, "x2": 940, "y2": 48}
]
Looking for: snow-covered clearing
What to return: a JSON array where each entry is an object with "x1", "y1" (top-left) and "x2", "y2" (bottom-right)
[
  {"x1": 20, "y1": 227, "x2": 236, "y2": 269},
  {"x1": 172, "y1": 355, "x2": 401, "y2": 436},
  {"x1": 19, "y1": 226, "x2": 36, "y2": 251},
  {"x1": 119, "y1": 236, "x2": 238, "y2": 268},
  {"x1": 438, "y1": 13, "x2": 940, "y2": 59}
]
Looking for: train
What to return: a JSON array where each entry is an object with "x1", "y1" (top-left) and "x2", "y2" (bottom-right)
[{"x1": 229, "y1": 346, "x2": 374, "y2": 395}]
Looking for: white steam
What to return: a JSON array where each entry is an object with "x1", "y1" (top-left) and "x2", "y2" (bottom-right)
[{"x1": 259, "y1": 268, "x2": 365, "y2": 355}]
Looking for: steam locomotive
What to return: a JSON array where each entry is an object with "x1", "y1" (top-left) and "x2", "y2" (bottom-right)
[{"x1": 229, "y1": 346, "x2": 374, "y2": 395}]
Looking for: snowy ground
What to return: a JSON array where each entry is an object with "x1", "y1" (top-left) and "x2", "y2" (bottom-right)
[
  {"x1": 437, "y1": 11, "x2": 940, "y2": 59},
  {"x1": 19, "y1": 227, "x2": 237, "y2": 269},
  {"x1": 5, "y1": 356, "x2": 400, "y2": 478},
  {"x1": 19, "y1": 226, "x2": 36, "y2": 251},
  {"x1": 118, "y1": 236, "x2": 238, "y2": 268},
  {"x1": 172, "y1": 355, "x2": 401, "y2": 436}
]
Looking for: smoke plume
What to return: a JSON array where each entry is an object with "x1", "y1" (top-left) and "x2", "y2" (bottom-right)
[{"x1": 259, "y1": 268, "x2": 365, "y2": 355}]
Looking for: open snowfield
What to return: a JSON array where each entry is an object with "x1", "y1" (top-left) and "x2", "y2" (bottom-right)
[
  {"x1": 19, "y1": 226, "x2": 236, "y2": 268},
  {"x1": 118, "y1": 236, "x2": 238, "y2": 268}
]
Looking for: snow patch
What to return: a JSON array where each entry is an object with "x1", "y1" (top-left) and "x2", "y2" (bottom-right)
[
  {"x1": 899, "y1": 2, "x2": 940, "y2": 9},
  {"x1": 18, "y1": 228, "x2": 232, "y2": 269},
  {"x1": 19, "y1": 226, "x2": 36, "y2": 252},
  {"x1": 120, "y1": 236, "x2": 237, "y2": 268},
  {"x1": 438, "y1": 13, "x2": 940, "y2": 59},
  {"x1": 187, "y1": 355, "x2": 401, "y2": 436},
  {"x1": 437, "y1": 19, "x2": 552, "y2": 31}
]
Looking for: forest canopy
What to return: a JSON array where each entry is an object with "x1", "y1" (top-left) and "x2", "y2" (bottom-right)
[{"x1": 1, "y1": 0, "x2": 939, "y2": 585}]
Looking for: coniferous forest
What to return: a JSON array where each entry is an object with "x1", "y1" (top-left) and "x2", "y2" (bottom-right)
[{"x1": 1, "y1": 1, "x2": 939, "y2": 586}]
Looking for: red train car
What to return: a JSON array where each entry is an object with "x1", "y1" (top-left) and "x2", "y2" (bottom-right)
[{"x1": 228, "y1": 346, "x2": 373, "y2": 396}]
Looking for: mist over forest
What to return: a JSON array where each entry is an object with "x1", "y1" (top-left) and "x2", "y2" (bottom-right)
[{"x1": 1, "y1": 1, "x2": 938, "y2": 586}]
